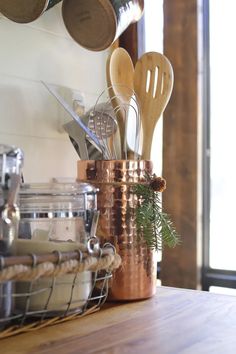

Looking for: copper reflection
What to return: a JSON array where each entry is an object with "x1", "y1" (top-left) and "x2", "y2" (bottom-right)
[{"x1": 77, "y1": 160, "x2": 157, "y2": 301}]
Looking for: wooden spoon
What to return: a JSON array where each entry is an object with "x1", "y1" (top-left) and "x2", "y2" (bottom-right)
[
  {"x1": 106, "y1": 47, "x2": 136, "y2": 159},
  {"x1": 133, "y1": 52, "x2": 174, "y2": 160}
]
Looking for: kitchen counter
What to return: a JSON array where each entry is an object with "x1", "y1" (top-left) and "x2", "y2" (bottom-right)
[{"x1": 1, "y1": 286, "x2": 236, "y2": 354}]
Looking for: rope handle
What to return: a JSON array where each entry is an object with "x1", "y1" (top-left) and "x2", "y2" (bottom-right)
[{"x1": 0, "y1": 242, "x2": 122, "y2": 282}]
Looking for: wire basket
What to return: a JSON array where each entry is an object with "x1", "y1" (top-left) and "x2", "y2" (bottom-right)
[{"x1": 0, "y1": 238, "x2": 121, "y2": 339}]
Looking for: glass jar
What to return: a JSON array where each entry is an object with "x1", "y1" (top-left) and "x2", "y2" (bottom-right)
[
  {"x1": 13, "y1": 182, "x2": 98, "y2": 316},
  {"x1": 18, "y1": 182, "x2": 97, "y2": 242},
  {"x1": 0, "y1": 144, "x2": 24, "y2": 325}
]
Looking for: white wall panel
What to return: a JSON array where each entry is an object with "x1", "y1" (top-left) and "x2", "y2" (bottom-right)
[
  {"x1": 24, "y1": 3, "x2": 70, "y2": 38},
  {"x1": 0, "y1": 18, "x2": 107, "y2": 92},
  {"x1": 0, "y1": 4, "x2": 108, "y2": 182},
  {"x1": 0, "y1": 132, "x2": 78, "y2": 183}
]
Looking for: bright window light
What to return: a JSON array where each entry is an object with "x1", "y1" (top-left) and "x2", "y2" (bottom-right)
[{"x1": 209, "y1": 0, "x2": 236, "y2": 270}]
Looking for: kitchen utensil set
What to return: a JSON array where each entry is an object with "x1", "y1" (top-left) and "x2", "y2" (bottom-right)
[
  {"x1": 91, "y1": 86, "x2": 141, "y2": 160},
  {"x1": 42, "y1": 50, "x2": 173, "y2": 161},
  {"x1": 106, "y1": 48, "x2": 174, "y2": 160}
]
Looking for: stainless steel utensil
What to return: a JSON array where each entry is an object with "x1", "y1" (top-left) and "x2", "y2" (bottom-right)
[
  {"x1": 93, "y1": 86, "x2": 141, "y2": 160},
  {"x1": 64, "y1": 103, "x2": 117, "y2": 160},
  {"x1": 42, "y1": 81, "x2": 105, "y2": 156},
  {"x1": 64, "y1": 122, "x2": 102, "y2": 160},
  {"x1": 88, "y1": 109, "x2": 118, "y2": 159},
  {"x1": 63, "y1": 120, "x2": 89, "y2": 160}
]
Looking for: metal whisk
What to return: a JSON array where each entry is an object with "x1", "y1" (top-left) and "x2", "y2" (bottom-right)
[{"x1": 91, "y1": 87, "x2": 141, "y2": 160}]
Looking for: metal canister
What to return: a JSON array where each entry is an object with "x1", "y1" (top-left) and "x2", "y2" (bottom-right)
[
  {"x1": 14, "y1": 182, "x2": 97, "y2": 315},
  {"x1": 77, "y1": 160, "x2": 157, "y2": 301},
  {"x1": 0, "y1": 144, "x2": 24, "y2": 324},
  {"x1": 62, "y1": 0, "x2": 144, "y2": 51},
  {"x1": 0, "y1": 0, "x2": 62, "y2": 23}
]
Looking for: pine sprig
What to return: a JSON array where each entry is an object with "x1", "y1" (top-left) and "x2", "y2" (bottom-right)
[{"x1": 134, "y1": 179, "x2": 180, "y2": 251}]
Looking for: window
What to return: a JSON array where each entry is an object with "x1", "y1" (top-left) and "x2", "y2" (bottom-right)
[{"x1": 202, "y1": 0, "x2": 236, "y2": 292}]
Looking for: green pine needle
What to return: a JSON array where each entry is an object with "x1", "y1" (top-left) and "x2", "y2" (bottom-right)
[{"x1": 134, "y1": 182, "x2": 180, "y2": 251}]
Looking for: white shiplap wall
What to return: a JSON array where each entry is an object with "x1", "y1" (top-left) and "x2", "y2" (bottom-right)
[{"x1": 0, "y1": 3, "x2": 108, "y2": 182}]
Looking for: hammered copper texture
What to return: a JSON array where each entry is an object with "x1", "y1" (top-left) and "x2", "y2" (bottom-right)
[{"x1": 77, "y1": 160, "x2": 157, "y2": 300}]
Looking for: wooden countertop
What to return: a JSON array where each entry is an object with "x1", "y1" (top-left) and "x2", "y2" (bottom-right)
[{"x1": 1, "y1": 286, "x2": 236, "y2": 354}]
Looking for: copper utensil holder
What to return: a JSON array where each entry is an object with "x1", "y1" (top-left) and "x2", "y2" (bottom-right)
[{"x1": 77, "y1": 160, "x2": 157, "y2": 301}]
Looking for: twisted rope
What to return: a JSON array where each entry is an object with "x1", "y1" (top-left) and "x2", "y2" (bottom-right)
[{"x1": 0, "y1": 253, "x2": 121, "y2": 282}]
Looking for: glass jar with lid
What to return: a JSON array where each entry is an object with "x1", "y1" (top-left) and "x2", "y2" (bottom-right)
[
  {"x1": 0, "y1": 144, "x2": 24, "y2": 325},
  {"x1": 18, "y1": 182, "x2": 97, "y2": 242},
  {"x1": 13, "y1": 181, "x2": 98, "y2": 316}
]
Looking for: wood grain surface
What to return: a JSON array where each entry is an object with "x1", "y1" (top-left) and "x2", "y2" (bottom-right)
[
  {"x1": 162, "y1": 0, "x2": 200, "y2": 289},
  {"x1": 1, "y1": 286, "x2": 236, "y2": 354}
]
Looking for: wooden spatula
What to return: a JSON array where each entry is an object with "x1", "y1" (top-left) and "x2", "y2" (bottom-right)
[
  {"x1": 106, "y1": 47, "x2": 136, "y2": 159},
  {"x1": 133, "y1": 52, "x2": 174, "y2": 160}
]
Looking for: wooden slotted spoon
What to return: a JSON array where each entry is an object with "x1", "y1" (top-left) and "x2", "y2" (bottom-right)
[
  {"x1": 106, "y1": 47, "x2": 135, "y2": 159},
  {"x1": 133, "y1": 52, "x2": 174, "y2": 160}
]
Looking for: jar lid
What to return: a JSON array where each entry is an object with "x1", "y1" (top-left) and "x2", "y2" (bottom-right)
[
  {"x1": 19, "y1": 182, "x2": 98, "y2": 218},
  {"x1": 62, "y1": 0, "x2": 117, "y2": 51},
  {"x1": 0, "y1": 0, "x2": 50, "y2": 23},
  {"x1": 19, "y1": 181, "x2": 97, "y2": 196}
]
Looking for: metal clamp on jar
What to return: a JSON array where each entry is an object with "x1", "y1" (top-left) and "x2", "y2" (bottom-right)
[{"x1": 0, "y1": 144, "x2": 24, "y2": 324}]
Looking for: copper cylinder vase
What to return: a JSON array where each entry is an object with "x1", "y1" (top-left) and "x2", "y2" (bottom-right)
[{"x1": 77, "y1": 160, "x2": 157, "y2": 301}]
